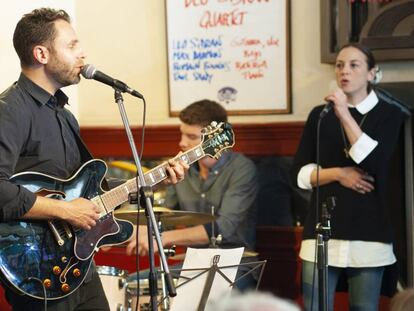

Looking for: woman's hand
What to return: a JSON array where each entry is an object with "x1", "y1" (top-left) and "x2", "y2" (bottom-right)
[
  {"x1": 325, "y1": 89, "x2": 350, "y2": 120},
  {"x1": 338, "y1": 167, "x2": 375, "y2": 194}
]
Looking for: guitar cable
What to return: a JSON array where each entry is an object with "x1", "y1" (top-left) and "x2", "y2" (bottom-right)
[{"x1": 24, "y1": 276, "x2": 47, "y2": 311}]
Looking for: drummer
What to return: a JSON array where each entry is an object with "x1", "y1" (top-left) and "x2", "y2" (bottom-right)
[{"x1": 126, "y1": 99, "x2": 258, "y2": 290}]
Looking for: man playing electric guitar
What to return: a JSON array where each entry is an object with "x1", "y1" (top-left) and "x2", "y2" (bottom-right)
[{"x1": 0, "y1": 8, "x2": 187, "y2": 311}]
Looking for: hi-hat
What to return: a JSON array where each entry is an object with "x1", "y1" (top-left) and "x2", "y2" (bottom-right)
[{"x1": 114, "y1": 207, "x2": 216, "y2": 227}]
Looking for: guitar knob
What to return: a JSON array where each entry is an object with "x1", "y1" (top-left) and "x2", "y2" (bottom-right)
[
  {"x1": 61, "y1": 256, "x2": 68, "y2": 263},
  {"x1": 61, "y1": 283, "x2": 70, "y2": 293},
  {"x1": 73, "y1": 268, "x2": 81, "y2": 278},
  {"x1": 43, "y1": 279, "x2": 52, "y2": 289},
  {"x1": 52, "y1": 266, "x2": 62, "y2": 275}
]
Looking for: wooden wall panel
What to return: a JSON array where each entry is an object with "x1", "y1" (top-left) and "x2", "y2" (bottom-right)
[{"x1": 80, "y1": 122, "x2": 305, "y2": 158}]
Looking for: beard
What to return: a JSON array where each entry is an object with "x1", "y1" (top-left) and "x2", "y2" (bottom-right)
[{"x1": 46, "y1": 50, "x2": 81, "y2": 88}]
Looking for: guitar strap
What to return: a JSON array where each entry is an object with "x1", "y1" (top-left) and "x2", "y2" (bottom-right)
[{"x1": 61, "y1": 109, "x2": 110, "y2": 190}]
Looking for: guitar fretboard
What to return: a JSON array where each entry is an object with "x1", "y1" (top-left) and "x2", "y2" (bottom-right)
[{"x1": 92, "y1": 145, "x2": 205, "y2": 215}]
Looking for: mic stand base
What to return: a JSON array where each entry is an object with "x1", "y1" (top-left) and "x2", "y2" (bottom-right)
[
  {"x1": 315, "y1": 196, "x2": 335, "y2": 311},
  {"x1": 316, "y1": 229, "x2": 329, "y2": 311}
]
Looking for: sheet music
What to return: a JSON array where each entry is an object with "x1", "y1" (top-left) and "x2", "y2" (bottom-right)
[{"x1": 170, "y1": 247, "x2": 244, "y2": 311}]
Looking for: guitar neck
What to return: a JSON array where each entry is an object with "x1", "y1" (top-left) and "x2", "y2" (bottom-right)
[{"x1": 92, "y1": 145, "x2": 205, "y2": 214}]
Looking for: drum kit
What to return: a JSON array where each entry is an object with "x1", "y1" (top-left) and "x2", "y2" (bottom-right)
[
  {"x1": 97, "y1": 204, "x2": 258, "y2": 311},
  {"x1": 96, "y1": 264, "x2": 176, "y2": 311}
]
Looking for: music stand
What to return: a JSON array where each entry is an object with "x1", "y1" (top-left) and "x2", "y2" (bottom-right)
[{"x1": 157, "y1": 248, "x2": 267, "y2": 311}]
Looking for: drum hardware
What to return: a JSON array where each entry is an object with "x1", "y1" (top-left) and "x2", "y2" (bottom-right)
[
  {"x1": 114, "y1": 207, "x2": 217, "y2": 310},
  {"x1": 96, "y1": 265, "x2": 128, "y2": 311},
  {"x1": 209, "y1": 205, "x2": 220, "y2": 248},
  {"x1": 163, "y1": 246, "x2": 176, "y2": 257},
  {"x1": 126, "y1": 278, "x2": 178, "y2": 311}
]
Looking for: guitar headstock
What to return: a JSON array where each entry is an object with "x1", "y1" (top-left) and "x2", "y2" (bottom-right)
[{"x1": 201, "y1": 122, "x2": 235, "y2": 159}]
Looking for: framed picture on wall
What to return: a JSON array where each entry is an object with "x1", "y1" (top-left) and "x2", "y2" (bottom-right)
[
  {"x1": 320, "y1": 0, "x2": 414, "y2": 63},
  {"x1": 166, "y1": 0, "x2": 291, "y2": 116}
]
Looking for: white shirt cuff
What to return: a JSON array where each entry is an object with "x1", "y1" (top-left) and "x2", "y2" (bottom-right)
[
  {"x1": 297, "y1": 163, "x2": 319, "y2": 190},
  {"x1": 349, "y1": 133, "x2": 378, "y2": 164}
]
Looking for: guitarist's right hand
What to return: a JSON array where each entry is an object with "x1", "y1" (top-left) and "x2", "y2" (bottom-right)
[
  {"x1": 61, "y1": 198, "x2": 100, "y2": 230},
  {"x1": 23, "y1": 196, "x2": 100, "y2": 230}
]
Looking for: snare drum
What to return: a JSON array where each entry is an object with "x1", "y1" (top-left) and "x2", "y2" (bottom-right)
[
  {"x1": 97, "y1": 265, "x2": 127, "y2": 311},
  {"x1": 126, "y1": 278, "x2": 177, "y2": 311}
]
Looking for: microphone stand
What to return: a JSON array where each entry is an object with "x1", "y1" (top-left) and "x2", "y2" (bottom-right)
[
  {"x1": 315, "y1": 197, "x2": 335, "y2": 311},
  {"x1": 315, "y1": 113, "x2": 336, "y2": 311},
  {"x1": 114, "y1": 90, "x2": 176, "y2": 311}
]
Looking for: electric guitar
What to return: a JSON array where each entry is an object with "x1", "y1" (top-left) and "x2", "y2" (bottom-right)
[{"x1": 0, "y1": 121, "x2": 234, "y2": 300}]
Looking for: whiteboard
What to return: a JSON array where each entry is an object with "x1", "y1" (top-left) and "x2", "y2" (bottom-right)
[{"x1": 166, "y1": 0, "x2": 291, "y2": 115}]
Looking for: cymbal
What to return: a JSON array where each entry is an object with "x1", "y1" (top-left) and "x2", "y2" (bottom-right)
[
  {"x1": 242, "y1": 250, "x2": 259, "y2": 258},
  {"x1": 119, "y1": 190, "x2": 166, "y2": 208},
  {"x1": 114, "y1": 207, "x2": 216, "y2": 227}
]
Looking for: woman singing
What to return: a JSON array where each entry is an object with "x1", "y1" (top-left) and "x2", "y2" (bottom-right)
[{"x1": 293, "y1": 43, "x2": 405, "y2": 311}]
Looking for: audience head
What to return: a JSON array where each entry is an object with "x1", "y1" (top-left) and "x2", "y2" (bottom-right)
[
  {"x1": 390, "y1": 288, "x2": 414, "y2": 311},
  {"x1": 206, "y1": 291, "x2": 301, "y2": 311}
]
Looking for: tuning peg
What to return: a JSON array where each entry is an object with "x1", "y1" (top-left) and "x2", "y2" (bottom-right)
[{"x1": 211, "y1": 121, "x2": 218, "y2": 127}]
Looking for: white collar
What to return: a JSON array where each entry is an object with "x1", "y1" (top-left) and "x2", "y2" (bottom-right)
[{"x1": 349, "y1": 90, "x2": 378, "y2": 115}]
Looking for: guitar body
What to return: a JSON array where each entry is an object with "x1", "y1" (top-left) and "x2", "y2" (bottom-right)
[{"x1": 0, "y1": 159, "x2": 133, "y2": 300}]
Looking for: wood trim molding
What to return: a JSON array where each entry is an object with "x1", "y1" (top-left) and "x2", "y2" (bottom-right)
[{"x1": 80, "y1": 122, "x2": 305, "y2": 158}]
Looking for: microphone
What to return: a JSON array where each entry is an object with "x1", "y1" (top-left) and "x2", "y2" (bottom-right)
[
  {"x1": 319, "y1": 101, "x2": 333, "y2": 118},
  {"x1": 81, "y1": 64, "x2": 144, "y2": 99}
]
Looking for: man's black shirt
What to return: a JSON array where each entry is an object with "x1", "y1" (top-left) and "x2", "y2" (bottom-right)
[{"x1": 0, "y1": 73, "x2": 82, "y2": 220}]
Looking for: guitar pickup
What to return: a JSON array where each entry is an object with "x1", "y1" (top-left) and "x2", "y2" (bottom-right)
[
  {"x1": 62, "y1": 223, "x2": 73, "y2": 239},
  {"x1": 48, "y1": 221, "x2": 64, "y2": 246}
]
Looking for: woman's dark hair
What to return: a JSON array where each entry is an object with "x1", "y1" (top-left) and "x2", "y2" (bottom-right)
[
  {"x1": 13, "y1": 8, "x2": 70, "y2": 67},
  {"x1": 338, "y1": 43, "x2": 376, "y2": 70}
]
